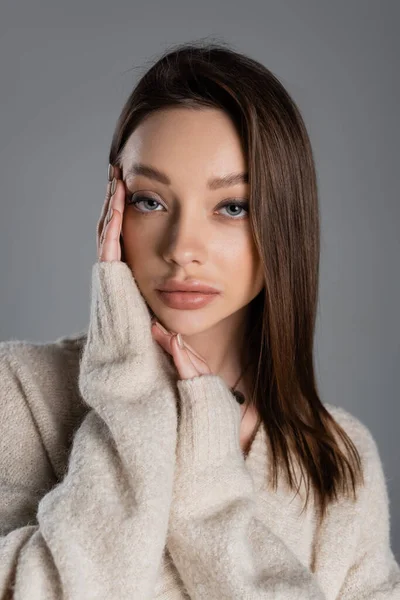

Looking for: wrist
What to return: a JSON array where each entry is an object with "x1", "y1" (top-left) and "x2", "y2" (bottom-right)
[{"x1": 176, "y1": 374, "x2": 242, "y2": 469}]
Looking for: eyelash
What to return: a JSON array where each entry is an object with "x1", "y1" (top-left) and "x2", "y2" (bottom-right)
[{"x1": 127, "y1": 195, "x2": 249, "y2": 220}]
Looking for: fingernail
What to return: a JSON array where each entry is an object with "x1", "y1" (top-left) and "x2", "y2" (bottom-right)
[
  {"x1": 155, "y1": 321, "x2": 169, "y2": 335},
  {"x1": 110, "y1": 177, "x2": 117, "y2": 196},
  {"x1": 176, "y1": 333, "x2": 184, "y2": 348},
  {"x1": 107, "y1": 164, "x2": 114, "y2": 182}
]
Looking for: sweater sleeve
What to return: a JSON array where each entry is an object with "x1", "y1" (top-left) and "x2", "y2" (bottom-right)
[
  {"x1": 0, "y1": 260, "x2": 178, "y2": 600},
  {"x1": 166, "y1": 374, "x2": 326, "y2": 600}
]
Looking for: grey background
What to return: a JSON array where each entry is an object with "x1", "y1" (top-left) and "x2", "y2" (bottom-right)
[{"x1": 0, "y1": 0, "x2": 399, "y2": 559}]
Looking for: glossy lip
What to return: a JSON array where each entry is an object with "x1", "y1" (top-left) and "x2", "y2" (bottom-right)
[
  {"x1": 156, "y1": 290, "x2": 219, "y2": 310},
  {"x1": 157, "y1": 279, "x2": 221, "y2": 294}
]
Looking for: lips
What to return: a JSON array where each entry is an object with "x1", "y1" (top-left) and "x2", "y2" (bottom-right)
[
  {"x1": 156, "y1": 289, "x2": 220, "y2": 310},
  {"x1": 157, "y1": 279, "x2": 220, "y2": 294}
]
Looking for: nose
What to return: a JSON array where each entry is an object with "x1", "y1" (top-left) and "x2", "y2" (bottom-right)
[{"x1": 161, "y1": 210, "x2": 210, "y2": 268}]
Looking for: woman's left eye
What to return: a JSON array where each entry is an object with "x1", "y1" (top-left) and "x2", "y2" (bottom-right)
[
  {"x1": 127, "y1": 195, "x2": 249, "y2": 219},
  {"x1": 219, "y1": 201, "x2": 249, "y2": 219}
]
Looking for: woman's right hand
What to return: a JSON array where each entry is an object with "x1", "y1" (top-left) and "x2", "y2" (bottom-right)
[
  {"x1": 78, "y1": 164, "x2": 178, "y2": 405},
  {"x1": 97, "y1": 164, "x2": 125, "y2": 262}
]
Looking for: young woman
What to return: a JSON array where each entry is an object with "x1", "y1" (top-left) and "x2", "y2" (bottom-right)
[{"x1": 1, "y1": 42, "x2": 399, "y2": 599}]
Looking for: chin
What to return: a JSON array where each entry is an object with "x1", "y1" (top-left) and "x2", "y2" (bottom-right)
[{"x1": 158, "y1": 311, "x2": 220, "y2": 336}]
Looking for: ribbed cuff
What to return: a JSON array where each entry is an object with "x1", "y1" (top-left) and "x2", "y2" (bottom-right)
[
  {"x1": 80, "y1": 261, "x2": 173, "y2": 401},
  {"x1": 87, "y1": 261, "x2": 154, "y2": 359},
  {"x1": 176, "y1": 374, "x2": 242, "y2": 469}
]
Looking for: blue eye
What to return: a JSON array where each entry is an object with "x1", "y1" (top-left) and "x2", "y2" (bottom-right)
[
  {"x1": 128, "y1": 196, "x2": 161, "y2": 212},
  {"x1": 219, "y1": 201, "x2": 249, "y2": 219},
  {"x1": 128, "y1": 195, "x2": 249, "y2": 220}
]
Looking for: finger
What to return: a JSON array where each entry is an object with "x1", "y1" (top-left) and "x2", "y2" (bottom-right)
[
  {"x1": 113, "y1": 165, "x2": 122, "y2": 180},
  {"x1": 111, "y1": 177, "x2": 126, "y2": 216},
  {"x1": 97, "y1": 181, "x2": 113, "y2": 255},
  {"x1": 99, "y1": 208, "x2": 121, "y2": 262},
  {"x1": 99, "y1": 175, "x2": 125, "y2": 233},
  {"x1": 107, "y1": 163, "x2": 122, "y2": 183},
  {"x1": 170, "y1": 334, "x2": 207, "y2": 379},
  {"x1": 176, "y1": 338, "x2": 207, "y2": 364},
  {"x1": 151, "y1": 321, "x2": 207, "y2": 363},
  {"x1": 97, "y1": 164, "x2": 123, "y2": 251},
  {"x1": 151, "y1": 325, "x2": 211, "y2": 375},
  {"x1": 99, "y1": 179, "x2": 124, "y2": 261},
  {"x1": 98, "y1": 179, "x2": 126, "y2": 260}
]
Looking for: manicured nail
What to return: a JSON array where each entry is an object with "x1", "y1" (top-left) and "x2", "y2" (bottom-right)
[
  {"x1": 176, "y1": 333, "x2": 184, "y2": 348},
  {"x1": 110, "y1": 177, "x2": 117, "y2": 196},
  {"x1": 107, "y1": 164, "x2": 114, "y2": 182},
  {"x1": 155, "y1": 321, "x2": 169, "y2": 335}
]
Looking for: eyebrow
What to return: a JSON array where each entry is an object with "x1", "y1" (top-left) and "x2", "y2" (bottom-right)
[{"x1": 124, "y1": 162, "x2": 249, "y2": 190}]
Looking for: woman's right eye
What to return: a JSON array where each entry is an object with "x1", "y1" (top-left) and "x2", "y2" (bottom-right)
[{"x1": 127, "y1": 195, "x2": 164, "y2": 213}]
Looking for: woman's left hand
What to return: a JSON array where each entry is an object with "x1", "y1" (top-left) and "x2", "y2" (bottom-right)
[{"x1": 151, "y1": 319, "x2": 212, "y2": 380}]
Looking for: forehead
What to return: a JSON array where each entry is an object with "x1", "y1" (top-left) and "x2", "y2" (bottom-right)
[{"x1": 119, "y1": 107, "x2": 247, "y2": 185}]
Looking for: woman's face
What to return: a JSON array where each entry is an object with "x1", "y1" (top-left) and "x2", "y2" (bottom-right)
[{"x1": 119, "y1": 106, "x2": 265, "y2": 336}]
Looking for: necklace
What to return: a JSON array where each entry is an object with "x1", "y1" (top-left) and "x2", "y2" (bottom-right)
[
  {"x1": 231, "y1": 383, "x2": 246, "y2": 404},
  {"x1": 229, "y1": 358, "x2": 252, "y2": 405}
]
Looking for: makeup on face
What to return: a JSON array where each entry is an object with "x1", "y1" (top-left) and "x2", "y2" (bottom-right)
[{"x1": 156, "y1": 290, "x2": 220, "y2": 310}]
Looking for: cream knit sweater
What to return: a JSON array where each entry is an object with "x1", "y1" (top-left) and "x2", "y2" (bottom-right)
[{"x1": 0, "y1": 260, "x2": 399, "y2": 599}]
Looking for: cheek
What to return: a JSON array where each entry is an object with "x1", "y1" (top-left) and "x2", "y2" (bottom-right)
[
  {"x1": 217, "y1": 235, "x2": 260, "y2": 282},
  {"x1": 225, "y1": 237, "x2": 264, "y2": 302},
  {"x1": 120, "y1": 218, "x2": 153, "y2": 271}
]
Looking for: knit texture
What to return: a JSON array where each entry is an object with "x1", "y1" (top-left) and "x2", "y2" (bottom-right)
[{"x1": 0, "y1": 260, "x2": 399, "y2": 599}]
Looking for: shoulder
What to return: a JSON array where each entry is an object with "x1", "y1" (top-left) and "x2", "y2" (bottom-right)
[
  {"x1": 0, "y1": 331, "x2": 90, "y2": 479},
  {"x1": 0, "y1": 330, "x2": 88, "y2": 414},
  {"x1": 324, "y1": 402, "x2": 379, "y2": 452},
  {"x1": 324, "y1": 402, "x2": 385, "y2": 488},
  {"x1": 321, "y1": 407, "x2": 397, "y2": 576},
  {"x1": 0, "y1": 329, "x2": 87, "y2": 375}
]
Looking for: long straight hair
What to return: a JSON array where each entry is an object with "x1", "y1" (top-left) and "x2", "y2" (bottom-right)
[{"x1": 108, "y1": 40, "x2": 363, "y2": 522}]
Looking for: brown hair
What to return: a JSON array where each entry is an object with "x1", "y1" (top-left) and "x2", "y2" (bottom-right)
[{"x1": 108, "y1": 39, "x2": 364, "y2": 521}]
